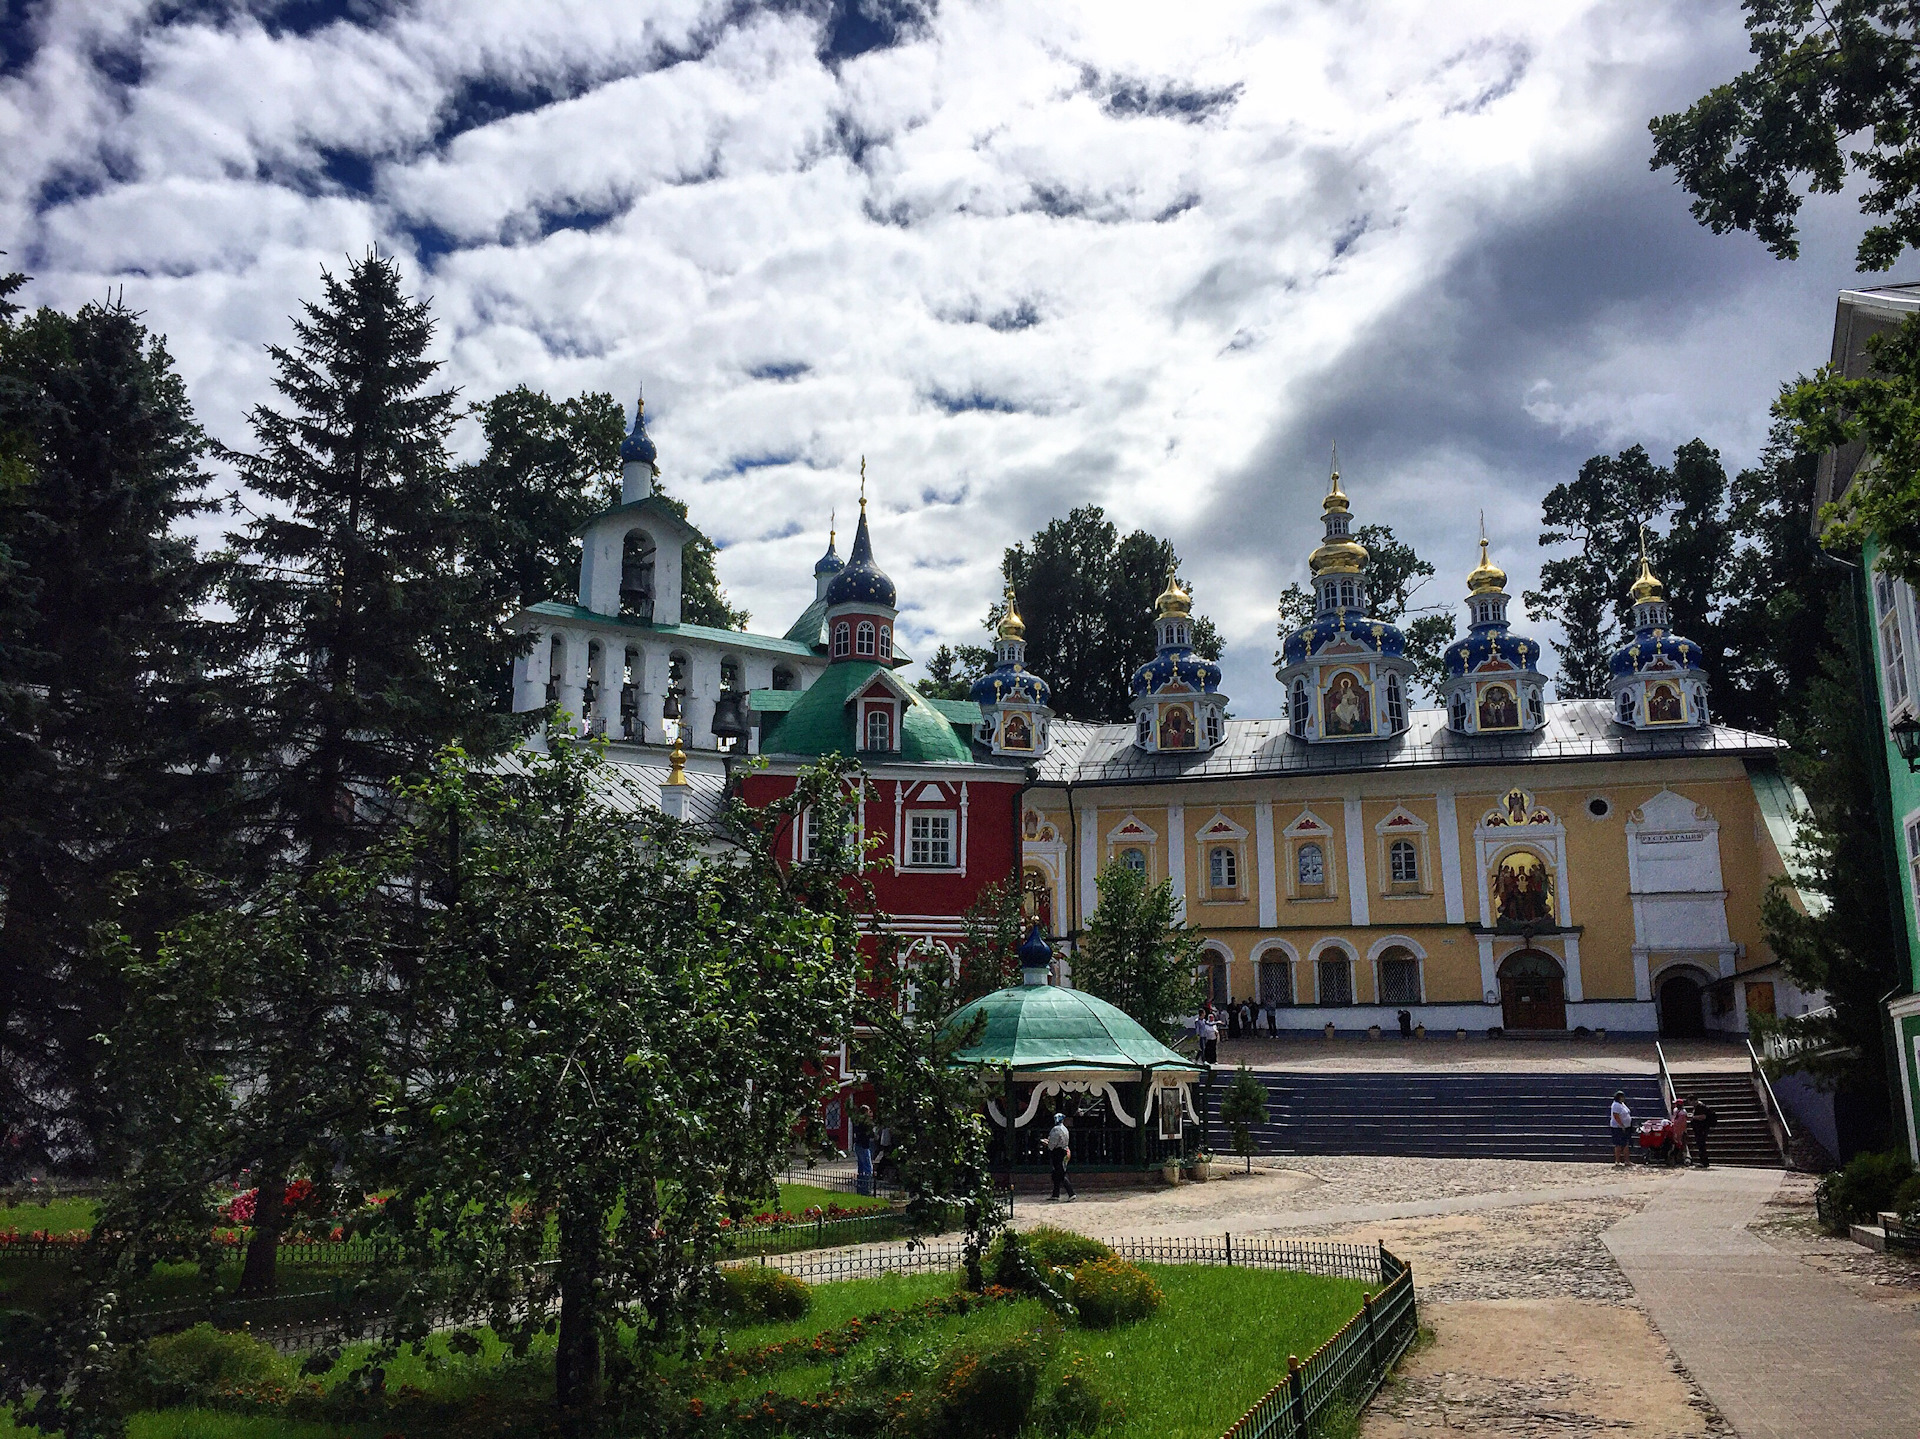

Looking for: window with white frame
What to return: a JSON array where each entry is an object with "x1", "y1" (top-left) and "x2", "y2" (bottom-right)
[
  {"x1": 1386, "y1": 672, "x2": 1406, "y2": 731},
  {"x1": 1119, "y1": 846, "x2": 1147, "y2": 875},
  {"x1": 798, "y1": 808, "x2": 819, "y2": 861},
  {"x1": 1205, "y1": 708, "x2": 1222, "y2": 746},
  {"x1": 1906, "y1": 814, "x2": 1920, "y2": 916},
  {"x1": 856, "y1": 620, "x2": 876, "y2": 657},
  {"x1": 1449, "y1": 690, "x2": 1469, "y2": 731},
  {"x1": 1136, "y1": 711, "x2": 1152, "y2": 746},
  {"x1": 1209, "y1": 845, "x2": 1238, "y2": 892},
  {"x1": 1258, "y1": 956, "x2": 1293, "y2": 1006},
  {"x1": 1291, "y1": 679, "x2": 1309, "y2": 736},
  {"x1": 1616, "y1": 689, "x2": 1635, "y2": 723},
  {"x1": 878, "y1": 625, "x2": 892, "y2": 660},
  {"x1": 1297, "y1": 842, "x2": 1326, "y2": 891},
  {"x1": 1389, "y1": 838, "x2": 1419, "y2": 886},
  {"x1": 908, "y1": 812, "x2": 954, "y2": 867},
  {"x1": 864, "y1": 707, "x2": 892, "y2": 751},
  {"x1": 1879, "y1": 570, "x2": 1912, "y2": 710},
  {"x1": 1378, "y1": 949, "x2": 1421, "y2": 1004},
  {"x1": 1317, "y1": 954, "x2": 1354, "y2": 1005},
  {"x1": 833, "y1": 623, "x2": 850, "y2": 658}
]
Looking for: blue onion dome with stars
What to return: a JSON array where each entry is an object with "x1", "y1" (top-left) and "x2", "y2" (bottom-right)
[
  {"x1": 1442, "y1": 539, "x2": 1540, "y2": 679},
  {"x1": 814, "y1": 525, "x2": 843, "y2": 577},
  {"x1": 620, "y1": 394, "x2": 658, "y2": 470},
  {"x1": 1278, "y1": 467, "x2": 1407, "y2": 667},
  {"x1": 1131, "y1": 573, "x2": 1224, "y2": 696},
  {"x1": 823, "y1": 492, "x2": 896, "y2": 609},
  {"x1": 1608, "y1": 551, "x2": 1706, "y2": 681},
  {"x1": 970, "y1": 587, "x2": 1051, "y2": 706}
]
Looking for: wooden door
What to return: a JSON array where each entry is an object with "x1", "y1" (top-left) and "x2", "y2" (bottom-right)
[{"x1": 1500, "y1": 972, "x2": 1567, "y2": 1030}]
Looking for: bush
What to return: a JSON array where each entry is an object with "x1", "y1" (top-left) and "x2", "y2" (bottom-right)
[
  {"x1": 1831, "y1": 1150, "x2": 1916, "y2": 1222},
  {"x1": 123, "y1": 1323, "x2": 287, "y2": 1408},
  {"x1": 905, "y1": 1328, "x2": 1055, "y2": 1439},
  {"x1": 1031, "y1": 1354, "x2": 1119, "y2": 1438},
  {"x1": 1017, "y1": 1226, "x2": 1114, "y2": 1271},
  {"x1": 1067, "y1": 1256, "x2": 1162, "y2": 1329},
  {"x1": 1894, "y1": 1174, "x2": 1920, "y2": 1227},
  {"x1": 718, "y1": 1265, "x2": 812, "y2": 1323}
]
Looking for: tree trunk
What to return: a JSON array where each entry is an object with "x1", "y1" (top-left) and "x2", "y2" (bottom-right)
[
  {"x1": 237, "y1": 1171, "x2": 287, "y2": 1294},
  {"x1": 553, "y1": 1204, "x2": 603, "y2": 1415}
]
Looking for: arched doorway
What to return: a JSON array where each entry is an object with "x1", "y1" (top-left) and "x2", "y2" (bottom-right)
[
  {"x1": 1498, "y1": 950, "x2": 1566, "y2": 1031},
  {"x1": 1657, "y1": 970, "x2": 1708, "y2": 1039}
]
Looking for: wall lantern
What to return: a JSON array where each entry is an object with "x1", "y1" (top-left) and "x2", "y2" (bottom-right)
[{"x1": 1893, "y1": 714, "x2": 1920, "y2": 772}]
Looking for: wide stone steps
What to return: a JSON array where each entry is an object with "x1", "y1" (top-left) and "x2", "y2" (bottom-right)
[{"x1": 1205, "y1": 1069, "x2": 1783, "y2": 1166}]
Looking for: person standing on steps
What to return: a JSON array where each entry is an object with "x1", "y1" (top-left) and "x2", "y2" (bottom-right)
[
  {"x1": 1689, "y1": 1096, "x2": 1717, "y2": 1169},
  {"x1": 1610, "y1": 1090, "x2": 1634, "y2": 1167},
  {"x1": 1045, "y1": 1112, "x2": 1076, "y2": 1201}
]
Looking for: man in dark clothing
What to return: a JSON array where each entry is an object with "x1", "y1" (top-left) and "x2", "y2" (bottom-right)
[{"x1": 1689, "y1": 1097, "x2": 1717, "y2": 1169}]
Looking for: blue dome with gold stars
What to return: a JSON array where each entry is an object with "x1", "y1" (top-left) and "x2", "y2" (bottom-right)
[
  {"x1": 1279, "y1": 610, "x2": 1408, "y2": 669},
  {"x1": 620, "y1": 396, "x2": 657, "y2": 469},
  {"x1": 1607, "y1": 551, "x2": 1705, "y2": 678},
  {"x1": 1131, "y1": 574, "x2": 1223, "y2": 696},
  {"x1": 972, "y1": 665, "x2": 1050, "y2": 706},
  {"x1": 823, "y1": 501, "x2": 896, "y2": 609},
  {"x1": 814, "y1": 534, "x2": 843, "y2": 577}
]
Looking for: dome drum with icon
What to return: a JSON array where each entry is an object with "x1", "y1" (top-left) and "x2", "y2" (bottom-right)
[
  {"x1": 1275, "y1": 465, "x2": 1416, "y2": 744},
  {"x1": 1129, "y1": 572, "x2": 1229, "y2": 753},
  {"x1": 971, "y1": 586, "x2": 1054, "y2": 757},
  {"x1": 1607, "y1": 539, "x2": 1709, "y2": 731},
  {"x1": 1441, "y1": 534, "x2": 1547, "y2": 735}
]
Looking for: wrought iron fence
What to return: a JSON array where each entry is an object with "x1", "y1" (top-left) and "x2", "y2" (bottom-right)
[{"x1": 720, "y1": 1208, "x2": 918, "y2": 1259}]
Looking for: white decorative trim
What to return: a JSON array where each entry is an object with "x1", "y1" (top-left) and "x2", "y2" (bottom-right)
[
  {"x1": 1255, "y1": 800, "x2": 1278, "y2": 927},
  {"x1": 1168, "y1": 803, "x2": 1186, "y2": 909},
  {"x1": 1374, "y1": 805, "x2": 1428, "y2": 834},
  {"x1": 1195, "y1": 811, "x2": 1249, "y2": 841},
  {"x1": 1344, "y1": 795, "x2": 1369, "y2": 926},
  {"x1": 1252, "y1": 937, "x2": 1300, "y2": 964},
  {"x1": 1283, "y1": 807, "x2": 1335, "y2": 838},
  {"x1": 1106, "y1": 813, "x2": 1159, "y2": 844},
  {"x1": 1436, "y1": 787, "x2": 1466, "y2": 924},
  {"x1": 1078, "y1": 802, "x2": 1098, "y2": 930},
  {"x1": 1366, "y1": 933, "x2": 1428, "y2": 963}
]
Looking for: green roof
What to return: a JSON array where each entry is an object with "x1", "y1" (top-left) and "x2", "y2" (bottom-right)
[
  {"x1": 944, "y1": 983, "x2": 1202, "y2": 1078},
  {"x1": 748, "y1": 687, "x2": 803, "y2": 714},
  {"x1": 758, "y1": 662, "x2": 975, "y2": 763},
  {"x1": 1746, "y1": 758, "x2": 1826, "y2": 917},
  {"x1": 521, "y1": 602, "x2": 817, "y2": 658},
  {"x1": 925, "y1": 696, "x2": 983, "y2": 725},
  {"x1": 780, "y1": 596, "x2": 911, "y2": 664}
]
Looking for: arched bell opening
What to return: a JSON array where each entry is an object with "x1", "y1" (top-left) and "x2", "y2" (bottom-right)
[{"x1": 619, "y1": 529, "x2": 656, "y2": 621}]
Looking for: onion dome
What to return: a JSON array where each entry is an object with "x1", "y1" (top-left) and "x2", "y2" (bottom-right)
[
  {"x1": 999, "y1": 589, "x2": 1026, "y2": 640},
  {"x1": 971, "y1": 584, "x2": 1051, "y2": 707},
  {"x1": 1442, "y1": 538, "x2": 1538, "y2": 680},
  {"x1": 620, "y1": 395, "x2": 658, "y2": 470},
  {"x1": 1017, "y1": 923, "x2": 1054, "y2": 982},
  {"x1": 822, "y1": 492, "x2": 896, "y2": 609},
  {"x1": 1155, "y1": 572, "x2": 1192, "y2": 619},
  {"x1": 1308, "y1": 468, "x2": 1367, "y2": 577},
  {"x1": 1132, "y1": 570, "x2": 1222, "y2": 696},
  {"x1": 1606, "y1": 534, "x2": 1709, "y2": 729},
  {"x1": 814, "y1": 521, "x2": 843, "y2": 577},
  {"x1": 1465, "y1": 536, "x2": 1507, "y2": 596},
  {"x1": 1628, "y1": 550, "x2": 1663, "y2": 605}
]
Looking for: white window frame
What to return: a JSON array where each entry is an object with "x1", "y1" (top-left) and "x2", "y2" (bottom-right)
[
  {"x1": 1208, "y1": 845, "x2": 1238, "y2": 893},
  {"x1": 1291, "y1": 679, "x2": 1310, "y2": 737},
  {"x1": 878, "y1": 625, "x2": 892, "y2": 660},
  {"x1": 864, "y1": 705, "x2": 893, "y2": 751},
  {"x1": 907, "y1": 810, "x2": 955, "y2": 868},
  {"x1": 856, "y1": 620, "x2": 876, "y2": 657},
  {"x1": 1388, "y1": 838, "x2": 1419, "y2": 885},
  {"x1": 832, "y1": 622, "x2": 850, "y2": 658},
  {"x1": 798, "y1": 807, "x2": 818, "y2": 862},
  {"x1": 1297, "y1": 842, "x2": 1326, "y2": 890},
  {"x1": 1449, "y1": 690, "x2": 1469, "y2": 731},
  {"x1": 1205, "y1": 708, "x2": 1222, "y2": 746},
  {"x1": 1119, "y1": 846, "x2": 1147, "y2": 875},
  {"x1": 1881, "y1": 570, "x2": 1920, "y2": 714},
  {"x1": 1905, "y1": 808, "x2": 1920, "y2": 923},
  {"x1": 1386, "y1": 672, "x2": 1406, "y2": 731}
]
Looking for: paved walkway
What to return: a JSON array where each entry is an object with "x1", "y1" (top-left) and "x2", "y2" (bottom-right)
[{"x1": 1605, "y1": 1167, "x2": 1920, "y2": 1439}]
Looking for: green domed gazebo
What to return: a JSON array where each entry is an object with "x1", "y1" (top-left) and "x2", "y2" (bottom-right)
[{"x1": 944, "y1": 927, "x2": 1206, "y2": 1177}]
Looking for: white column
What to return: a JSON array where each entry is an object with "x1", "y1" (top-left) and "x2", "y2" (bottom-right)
[
  {"x1": 893, "y1": 781, "x2": 905, "y2": 869},
  {"x1": 1477, "y1": 935, "x2": 1498, "y2": 1003},
  {"x1": 1435, "y1": 787, "x2": 1465, "y2": 924},
  {"x1": 1167, "y1": 804, "x2": 1186, "y2": 914},
  {"x1": 685, "y1": 654, "x2": 720, "y2": 749},
  {"x1": 1079, "y1": 803, "x2": 1099, "y2": 930},
  {"x1": 1343, "y1": 794, "x2": 1369, "y2": 927},
  {"x1": 555, "y1": 632, "x2": 587, "y2": 733},
  {"x1": 959, "y1": 782, "x2": 970, "y2": 877},
  {"x1": 635, "y1": 647, "x2": 668, "y2": 745},
  {"x1": 592, "y1": 640, "x2": 626, "y2": 737},
  {"x1": 1563, "y1": 933, "x2": 1584, "y2": 1002},
  {"x1": 1255, "y1": 799, "x2": 1277, "y2": 928},
  {"x1": 512, "y1": 628, "x2": 551, "y2": 713}
]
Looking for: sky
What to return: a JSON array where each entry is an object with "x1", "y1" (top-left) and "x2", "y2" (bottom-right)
[{"x1": 0, "y1": 0, "x2": 1889, "y2": 708}]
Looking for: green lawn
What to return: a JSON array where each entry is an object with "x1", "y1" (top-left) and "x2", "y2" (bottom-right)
[
  {"x1": 773, "y1": 1181, "x2": 890, "y2": 1214},
  {"x1": 0, "y1": 1197, "x2": 97, "y2": 1233}
]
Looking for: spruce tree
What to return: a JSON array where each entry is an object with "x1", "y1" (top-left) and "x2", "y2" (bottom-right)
[
  {"x1": 0, "y1": 277, "x2": 228, "y2": 1168},
  {"x1": 1075, "y1": 862, "x2": 1208, "y2": 1043},
  {"x1": 220, "y1": 251, "x2": 515, "y2": 859}
]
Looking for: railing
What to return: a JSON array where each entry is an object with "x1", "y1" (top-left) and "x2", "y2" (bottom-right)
[
  {"x1": 1762, "y1": 1006, "x2": 1836, "y2": 1062},
  {"x1": 778, "y1": 1164, "x2": 905, "y2": 1201},
  {"x1": 1654, "y1": 1041, "x2": 1677, "y2": 1120},
  {"x1": 721, "y1": 1207, "x2": 917, "y2": 1259},
  {"x1": 1745, "y1": 1037, "x2": 1794, "y2": 1159}
]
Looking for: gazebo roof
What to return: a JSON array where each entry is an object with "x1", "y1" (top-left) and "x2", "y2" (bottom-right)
[{"x1": 945, "y1": 983, "x2": 1203, "y2": 1082}]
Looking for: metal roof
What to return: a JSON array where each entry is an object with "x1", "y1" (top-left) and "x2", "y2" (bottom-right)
[
  {"x1": 490, "y1": 744, "x2": 730, "y2": 827},
  {"x1": 1029, "y1": 699, "x2": 1784, "y2": 786}
]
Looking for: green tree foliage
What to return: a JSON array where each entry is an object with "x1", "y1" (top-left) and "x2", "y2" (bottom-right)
[
  {"x1": 992, "y1": 506, "x2": 1221, "y2": 721},
  {"x1": 219, "y1": 252, "x2": 518, "y2": 858},
  {"x1": 1650, "y1": 1, "x2": 1920, "y2": 271},
  {"x1": 0, "y1": 280, "x2": 230, "y2": 1171},
  {"x1": 917, "y1": 642, "x2": 994, "y2": 701},
  {"x1": 952, "y1": 876, "x2": 1027, "y2": 1006},
  {"x1": 1274, "y1": 524, "x2": 1455, "y2": 699},
  {"x1": 1217, "y1": 1064, "x2": 1269, "y2": 1173},
  {"x1": 1073, "y1": 863, "x2": 1207, "y2": 1043}
]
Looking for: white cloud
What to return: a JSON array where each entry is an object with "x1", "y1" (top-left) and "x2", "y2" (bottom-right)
[{"x1": 0, "y1": 0, "x2": 1872, "y2": 705}]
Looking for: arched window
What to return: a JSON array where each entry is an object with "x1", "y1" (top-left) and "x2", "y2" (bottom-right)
[
  {"x1": 1120, "y1": 847, "x2": 1147, "y2": 875},
  {"x1": 545, "y1": 634, "x2": 566, "y2": 705},
  {"x1": 1526, "y1": 687, "x2": 1543, "y2": 727},
  {"x1": 1386, "y1": 672, "x2": 1406, "y2": 731},
  {"x1": 878, "y1": 625, "x2": 892, "y2": 660},
  {"x1": 1209, "y1": 846, "x2": 1237, "y2": 892},
  {"x1": 1389, "y1": 838, "x2": 1419, "y2": 886},
  {"x1": 1297, "y1": 842, "x2": 1326, "y2": 895},
  {"x1": 856, "y1": 621, "x2": 876, "y2": 657},
  {"x1": 1317, "y1": 953, "x2": 1354, "y2": 1006},
  {"x1": 1291, "y1": 679, "x2": 1310, "y2": 737},
  {"x1": 1258, "y1": 956, "x2": 1293, "y2": 1006},
  {"x1": 1448, "y1": 690, "x2": 1469, "y2": 731},
  {"x1": 833, "y1": 623, "x2": 851, "y2": 658},
  {"x1": 772, "y1": 665, "x2": 797, "y2": 691},
  {"x1": 1136, "y1": 711, "x2": 1152, "y2": 746},
  {"x1": 1205, "y1": 708, "x2": 1222, "y2": 746},
  {"x1": 1615, "y1": 688, "x2": 1635, "y2": 723},
  {"x1": 1378, "y1": 946, "x2": 1421, "y2": 1004},
  {"x1": 1205, "y1": 952, "x2": 1229, "y2": 1007},
  {"x1": 865, "y1": 707, "x2": 891, "y2": 750}
]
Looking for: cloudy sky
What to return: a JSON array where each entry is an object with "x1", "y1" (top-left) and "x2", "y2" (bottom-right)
[{"x1": 0, "y1": 0, "x2": 1888, "y2": 705}]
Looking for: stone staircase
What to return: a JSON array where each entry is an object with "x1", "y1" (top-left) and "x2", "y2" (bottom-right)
[{"x1": 1206, "y1": 1069, "x2": 1783, "y2": 1166}]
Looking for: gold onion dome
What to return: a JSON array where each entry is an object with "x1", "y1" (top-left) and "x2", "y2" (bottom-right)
[
  {"x1": 1308, "y1": 469, "x2": 1367, "y2": 576},
  {"x1": 998, "y1": 584, "x2": 1026, "y2": 641},
  {"x1": 1155, "y1": 570, "x2": 1192, "y2": 619},
  {"x1": 1629, "y1": 551, "x2": 1664, "y2": 605},
  {"x1": 1466, "y1": 537, "x2": 1507, "y2": 596}
]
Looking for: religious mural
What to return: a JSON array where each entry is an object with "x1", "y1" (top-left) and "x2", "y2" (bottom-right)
[
  {"x1": 1647, "y1": 682, "x2": 1685, "y2": 724},
  {"x1": 1477, "y1": 682, "x2": 1519, "y2": 730},
  {"x1": 1159, "y1": 705, "x2": 1195, "y2": 749},
  {"x1": 1002, "y1": 712, "x2": 1032, "y2": 750},
  {"x1": 1322, "y1": 671, "x2": 1371, "y2": 736},
  {"x1": 1491, "y1": 849, "x2": 1556, "y2": 926}
]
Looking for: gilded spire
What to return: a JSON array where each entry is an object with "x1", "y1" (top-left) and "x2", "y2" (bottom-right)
[
  {"x1": 998, "y1": 583, "x2": 1026, "y2": 641},
  {"x1": 1155, "y1": 568, "x2": 1192, "y2": 620},
  {"x1": 1323, "y1": 443, "x2": 1350, "y2": 514},
  {"x1": 665, "y1": 731, "x2": 687, "y2": 787},
  {"x1": 1466, "y1": 515, "x2": 1507, "y2": 596},
  {"x1": 1308, "y1": 448, "x2": 1366, "y2": 578},
  {"x1": 1629, "y1": 524, "x2": 1664, "y2": 604},
  {"x1": 859, "y1": 456, "x2": 867, "y2": 512}
]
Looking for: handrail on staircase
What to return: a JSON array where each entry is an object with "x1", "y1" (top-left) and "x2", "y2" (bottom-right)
[
  {"x1": 1653, "y1": 1041, "x2": 1676, "y2": 1121},
  {"x1": 1746, "y1": 1036, "x2": 1794, "y2": 1157}
]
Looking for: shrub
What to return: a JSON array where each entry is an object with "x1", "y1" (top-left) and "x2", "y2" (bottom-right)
[
  {"x1": 1068, "y1": 1257, "x2": 1162, "y2": 1329},
  {"x1": 905, "y1": 1328, "x2": 1055, "y2": 1439},
  {"x1": 1893, "y1": 1174, "x2": 1920, "y2": 1227},
  {"x1": 123, "y1": 1323, "x2": 287, "y2": 1408},
  {"x1": 1031, "y1": 1354, "x2": 1119, "y2": 1438},
  {"x1": 1832, "y1": 1150, "x2": 1916, "y2": 1222},
  {"x1": 719, "y1": 1264, "x2": 812, "y2": 1323},
  {"x1": 1015, "y1": 1226, "x2": 1114, "y2": 1271}
]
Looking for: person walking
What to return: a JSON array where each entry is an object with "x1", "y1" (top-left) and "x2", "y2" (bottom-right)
[
  {"x1": 1197, "y1": 1010, "x2": 1219, "y2": 1066},
  {"x1": 1045, "y1": 1112, "x2": 1076, "y2": 1201},
  {"x1": 1609, "y1": 1090, "x2": 1634, "y2": 1167},
  {"x1": 852, "y1": 1106, "x2": 875, "y2": 1196},
  {"x1": 1689, "y1": 1096, "x2": 1718, "y2": 1169}
]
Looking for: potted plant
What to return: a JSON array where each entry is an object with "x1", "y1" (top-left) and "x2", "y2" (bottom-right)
[
  {"x1": 1160, "y1": 1157, "x2": 1184, "y2": 1185},
  {"x1": 1367, "y1": 1023, "x2": 1382, "y2": 1040},
  {"x1": 1414, "y1": 1022, "x2": 1427, "y2": 1039},
  {"x1": 1323, "y1": 1021, "x2": 1337, "y2": 1040},
  {"x1": 1188, "y1": 1151, "x2": 1215, "y2": 1182}
]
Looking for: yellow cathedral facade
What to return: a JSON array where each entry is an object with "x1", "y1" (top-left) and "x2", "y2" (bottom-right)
[{"x1": 1012, "y1": 473, "x2": 1821, "y2": 1038}]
